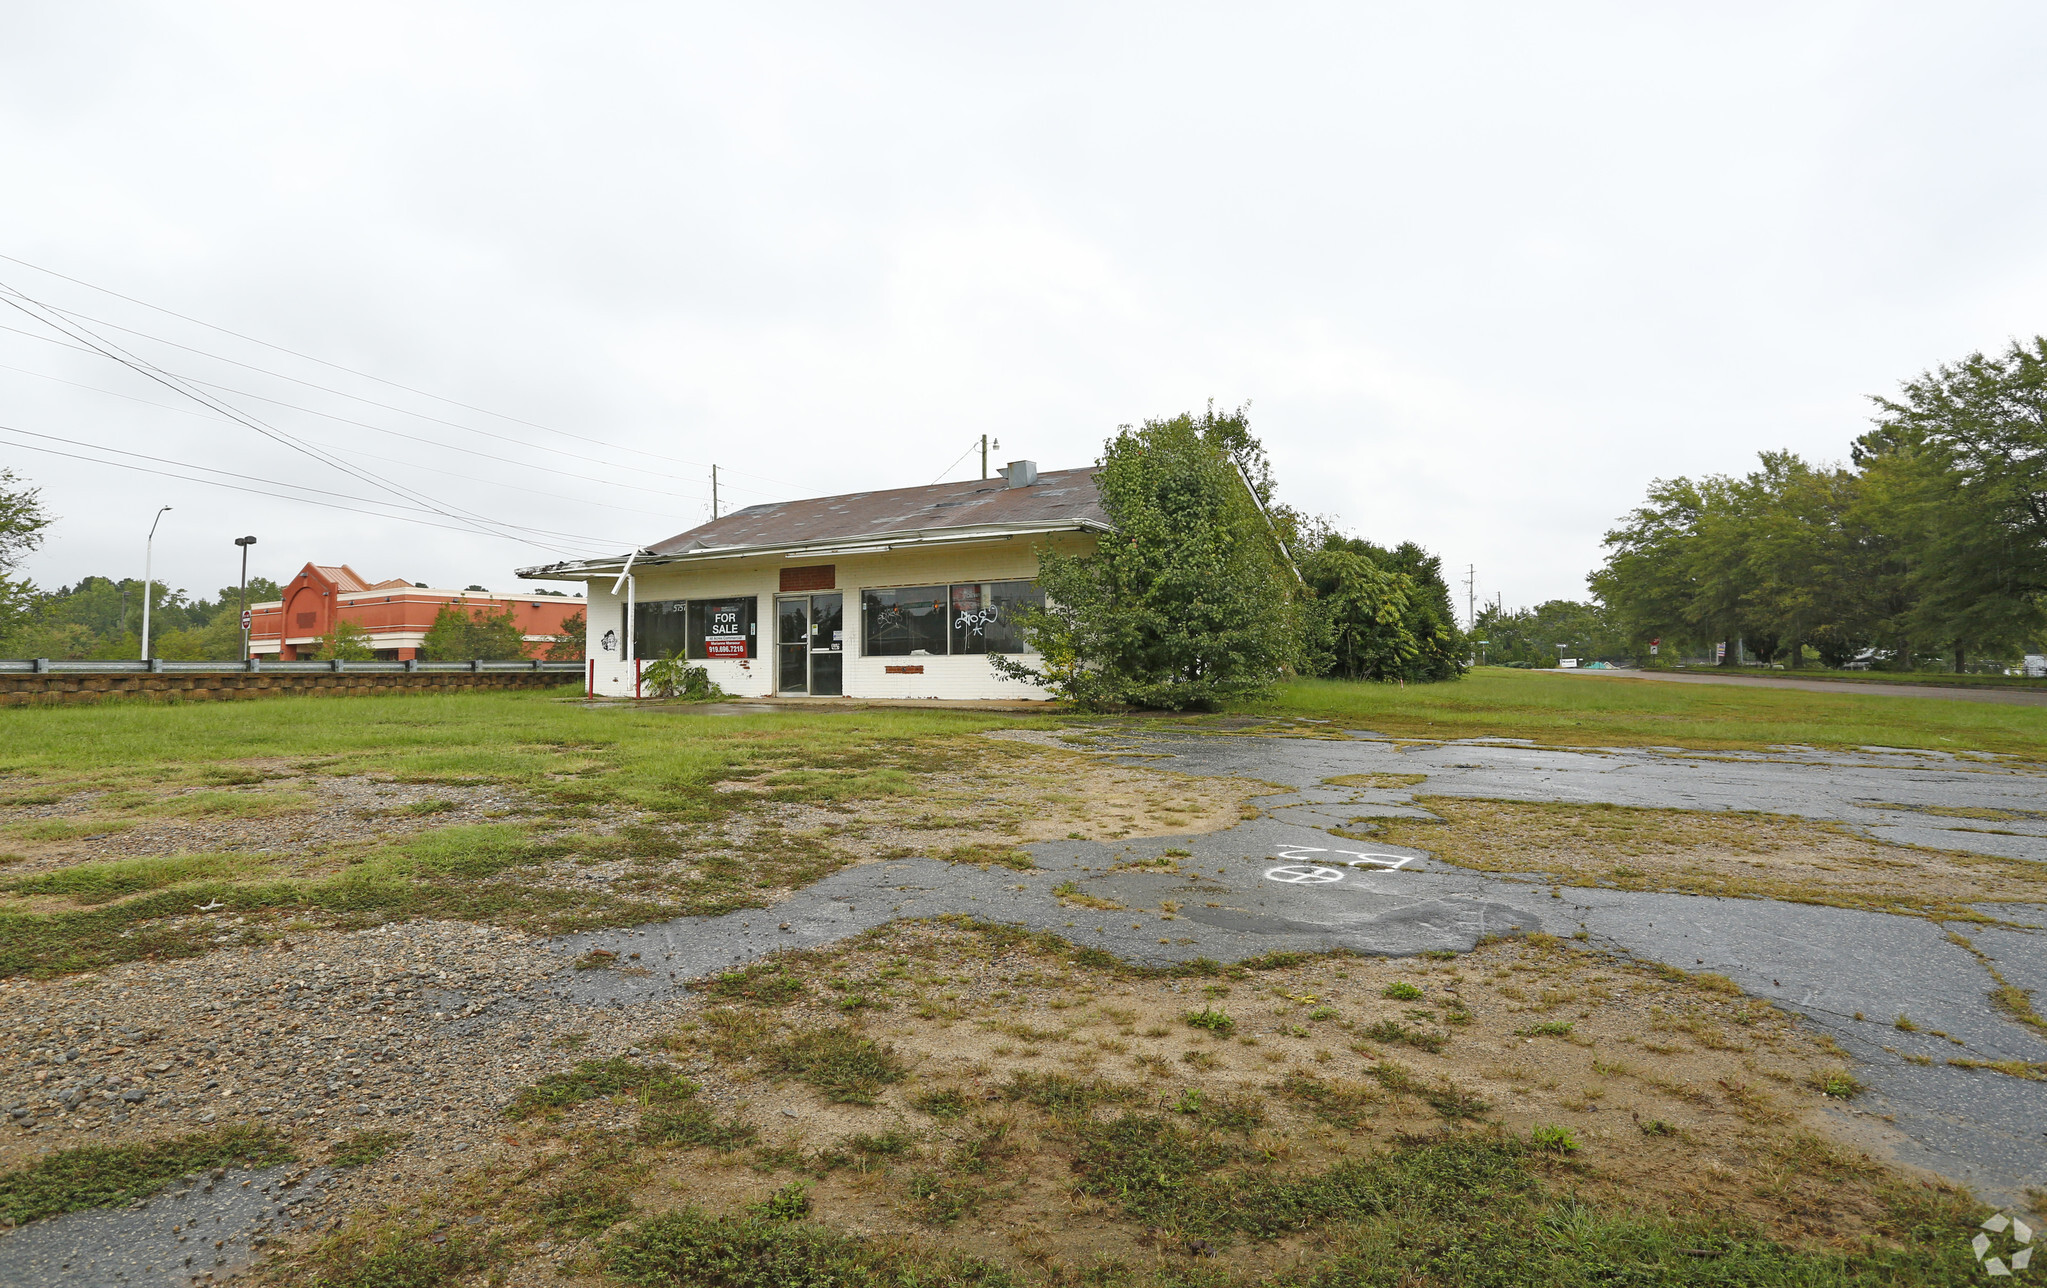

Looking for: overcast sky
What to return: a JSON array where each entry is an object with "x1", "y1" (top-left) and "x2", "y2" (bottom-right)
[{"x1": 4, "y1": 4, "x2": 2045, "y2": 616}]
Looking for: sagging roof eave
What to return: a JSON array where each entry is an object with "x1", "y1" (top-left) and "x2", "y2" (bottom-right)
[{"x1": 514, "y1": 518, "x2": 1111, "y2": 582}]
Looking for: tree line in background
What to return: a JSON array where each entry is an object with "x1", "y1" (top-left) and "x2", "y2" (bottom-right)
[
  {"x1": 0, "y1": 469, "x2": 584, "y2": 662},
  {"x1": 997, "y1": 405, "x2": 1465, "y2": 708},
  {"x1": 1583, "y1": 338, "x2": 2047, "y2": 672},
  {"x1": 4, "y1": 413, "x2": 1463, "y2": 697}
]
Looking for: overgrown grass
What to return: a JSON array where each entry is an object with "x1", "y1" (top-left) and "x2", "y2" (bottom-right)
[
  {"x1": 1242, "y1": 669, "x2": 2047, "y2": 758},
  {"x1": 608, "y1": 1206, "x2": 1017, "y2": 1288},
  {"x1": 0, "y1": 691, "x2": 1054, "y2": 979},
  {"x1": 3, "y1": 818, "x2": 132, "y2": 842},
  {"x1": 696, "y1": 1013, "x2": 907, "y2": 1104},
  {"x1": 302, "y1": 1224, "x2": 494, "y2": 1288},
  {"x1": 1369, "y1": 796, "x2": 2047, "y2": 921},
  {"x1": 506, "y1": 1057, "x2": 696, "y2": 1118},
  {"x1": 699, "y1": 959, "x2": 810, "y2": 1005},
  {"x1": 0, "y1": 689, "x2": 1033, "y2": 813},
  {"x1": 0, "y1": 1124, "x2": 292, "y2": 1224},
  {"x1": 328, "y1": 1130, "x2": 409, "y2": 1168}
]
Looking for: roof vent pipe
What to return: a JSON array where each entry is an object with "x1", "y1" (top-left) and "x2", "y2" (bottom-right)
[{"x1": 1003, "y1": 460, "x2": 1038, "y2": 488}]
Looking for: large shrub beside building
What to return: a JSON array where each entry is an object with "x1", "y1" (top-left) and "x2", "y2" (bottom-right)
[{"x1": 994, "y1": 407, "x2": 1302, "y2": 709}]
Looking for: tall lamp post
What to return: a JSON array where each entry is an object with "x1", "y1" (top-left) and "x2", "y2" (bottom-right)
[
  {"x1": 139, "y1": 506, "x2": 172, "y2": 661},
  {"x1": 235, "y1": 535, "x2": 258, "y2": 661}
]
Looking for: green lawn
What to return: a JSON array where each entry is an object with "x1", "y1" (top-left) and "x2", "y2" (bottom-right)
[
  {"x1": 0, "y1": 689, "x2": 1051, "y2": 976},
  {"x1": 0, "y1": 686, "x2": 1040, "y2": 811},
  {"x1": 1242, "y1": 669, "x2": 2047, "y2": 758},
  {"x1": 5, "y1": 674, "x2": 2043, "y2": 977}
]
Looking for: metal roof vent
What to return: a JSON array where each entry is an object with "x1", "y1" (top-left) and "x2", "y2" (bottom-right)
[{"x1": 1003, "y1": 459, "x2": 1038, "y2": 488}]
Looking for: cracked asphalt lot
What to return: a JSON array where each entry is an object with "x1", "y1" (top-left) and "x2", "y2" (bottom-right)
[
  {"x1": 5, "y1": 725, "x2": 2045, "y2": 1280},
  {"x1": 556, "y1": 730, "x2": 2047, "y2": 1207}
]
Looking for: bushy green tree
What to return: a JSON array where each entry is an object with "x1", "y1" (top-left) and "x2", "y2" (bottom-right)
[
  {"x1": 994, "y1": 406, "x2": 1301, "y2": 709},
  {"x1": 308, "y1": 620, "x2": 377, "y2": 661},
  {"x1": 421, "y1": 603, "x2": 528, "y2": 660},
  {"x1": 0, "y1": 469, "x2": 50, "y2": 638},
  {"x1": 152, "y1": 612, "x2": 246, "y2": 661},
  {"x1": 1302, "y1": 545, "x2": 1416, "y2": 680},
  {"x1": 546, "y1": 610, "x2": 587, "y2": 662},
  {"x1": 1474, "y1": 600, "x2": 1630, "y2": 667},
  {"x1": 1592, "y1": 337, "x2": 2047, "y2": 674},
  {"x1": 1862, "y1": 340, "x2": 2047, "y2": 669},
  {"x1": 1297, "y1": 533, "x2": 1465, "y2": 682}
]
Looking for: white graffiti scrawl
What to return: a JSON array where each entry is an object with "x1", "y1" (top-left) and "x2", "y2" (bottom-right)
[{"x1": 1270, "y1": 845, "x2": 1416, "y2": 871}]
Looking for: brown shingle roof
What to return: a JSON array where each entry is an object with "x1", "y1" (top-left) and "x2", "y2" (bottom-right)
[{"x1": 648, "y1": 467, "x2": 1108, "y2": 556}]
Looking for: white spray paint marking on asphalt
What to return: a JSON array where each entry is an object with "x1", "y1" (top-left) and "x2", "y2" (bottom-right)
[
  {"x1": 1272, "y1": 845, "x2": 1416, "y2": 870},
  {"x1": 1263, "y1": 864, "x2": 1345, "y2": 884}
]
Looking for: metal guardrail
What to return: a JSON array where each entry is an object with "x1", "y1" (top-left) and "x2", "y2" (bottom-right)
[{"x1": 0, "y1": 659, "x2": 584, "y2": 676}]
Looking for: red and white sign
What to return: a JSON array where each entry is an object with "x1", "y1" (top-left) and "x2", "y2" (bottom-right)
[{"x1": 705, "y1": 637, "x2": 747, "y2": 659}]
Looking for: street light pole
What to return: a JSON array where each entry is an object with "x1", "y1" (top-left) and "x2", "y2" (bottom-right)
[
  {"x1": 235, "y1": 535, "x2": 258, "y2": 662},
  {"x1": 140, "y1": 506, "x2": 172, "y2": 661}
]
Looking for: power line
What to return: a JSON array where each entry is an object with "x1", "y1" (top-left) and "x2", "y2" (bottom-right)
[
  {"x1": 930, "y1": 438, "x2": 981, "y2": 485},
  {"x1": 0, "y1": 251, "x2": 795, "y2": 490},
  {"x1": 0, "y1": 281, "x2": 590, "y2": 554},
  {"x1": 0, "y1": 356, "x2": 717, "y2": 516},
  {"x1": 0, "y1": 424, "x2": 622, "y2": 553},
  {"x1": 0, "y1": 423, "x2": 624, "y2": 547},
  {"x1": 0, "y1": 316, "x2": 784, "y2": 502}
]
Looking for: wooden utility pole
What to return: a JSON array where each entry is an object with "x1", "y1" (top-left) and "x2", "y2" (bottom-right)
[
  {"x1": 980, "y1": 435, "x2": 989, "y2": 480},
  {"x1": 711, "y1": 464, "x2": 719, "y2": 520}
]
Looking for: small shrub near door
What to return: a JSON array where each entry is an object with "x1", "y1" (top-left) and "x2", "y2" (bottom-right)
[{"x1": 641, "y1": 653, "x2": 726, "y2": 701}]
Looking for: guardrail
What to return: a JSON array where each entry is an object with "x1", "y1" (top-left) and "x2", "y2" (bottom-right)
[{"x1": 0, "y1": 659, "x2": 584, "y2": 675}]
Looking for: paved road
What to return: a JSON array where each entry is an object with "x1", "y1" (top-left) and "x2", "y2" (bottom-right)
[
  {"x1": 1561, "y1": 666, "x2": 2047, "y2": 706},
  {"x1": 550, "y1": 731, "x2": 2047, "y2": 1208}
]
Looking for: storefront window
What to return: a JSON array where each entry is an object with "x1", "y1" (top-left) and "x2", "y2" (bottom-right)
[
  {"x1": 633, "y1": 600, "x2": 689, "y2": 659},
  {"x1": 984, "y1": 580, "x2": 1045, "y2": 654},
  {"x1": 949, "y1": 580, "x2": 1044, "y2": 654},
  {"x1": 688, "y1": 599, "x2": 755, "y2": 659},
  {"x1": 633, "y1": 597, "x2": 756, "y2": 659},
  {"x1": 867, "y1": 581, "x2": 1044, "y2": 656},
  {"x1": 862, "y1": 585, "x2": 948, "y2": 655}
]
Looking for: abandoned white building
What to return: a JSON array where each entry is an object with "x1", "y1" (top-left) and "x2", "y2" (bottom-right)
[{"x1": 516, "y1": 461, "x2": 1105, "y2": 699}]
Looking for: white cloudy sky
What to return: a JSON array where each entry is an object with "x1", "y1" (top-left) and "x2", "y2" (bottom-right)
[{"x1": 4, "y1": 4, "x2": 2045, "y2": 614}]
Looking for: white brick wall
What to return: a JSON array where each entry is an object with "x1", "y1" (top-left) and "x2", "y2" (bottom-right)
[{"x1": 578, "y1": 533, "x2": 1091, "y2": 700}]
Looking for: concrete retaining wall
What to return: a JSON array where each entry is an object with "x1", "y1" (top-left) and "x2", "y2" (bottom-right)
[{"x1": 0, "y1": 669, "x2": 579, "y2": 706}]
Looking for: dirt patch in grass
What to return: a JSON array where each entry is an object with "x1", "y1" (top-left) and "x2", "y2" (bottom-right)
[
  {"x1": 0, "y1": 768, "x2": 523, "y2": 880},
  {"x1": 0, "y1": 730, "x2": 1272, "y2": 980},
  {"x1": 1326, "y1": 772, "x2": 1429, "y2": 790},
  {"x1": 769, "y1": 728, "x2": 1260, "y2": 847},
  {"x1": 1370, "y1": 797, "x2": 2047, "y2": 920},
  {"x1": 244, "y1": 925, "x2": 1990, "y2": 1286}
]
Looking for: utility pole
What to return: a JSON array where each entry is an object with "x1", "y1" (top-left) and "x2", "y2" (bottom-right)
[
  {"x1": 711, "y1": 465, "x2": 719, "y2": 521},
  {"x1": 1464, "y1": 564, "x2": 1477, "y2": 633},
  {"x1": 140, "y1": 506, "x2": 172, "y2": 661},
  {"x1": 235, "y1": 535, "x2": 258, "y2": 662}
]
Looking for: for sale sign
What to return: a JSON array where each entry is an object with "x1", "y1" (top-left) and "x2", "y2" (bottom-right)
[{"x1": 705, "y1": 602, "x2": 747, "y2": 658}]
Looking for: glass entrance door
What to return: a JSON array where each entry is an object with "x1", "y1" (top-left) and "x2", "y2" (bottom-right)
[
  {"x1": 809, "y1": 594, "x2": 843, "y2": 696},
  {"x1": 776, "y1": 598, "x2": 809, "y2": 694}
]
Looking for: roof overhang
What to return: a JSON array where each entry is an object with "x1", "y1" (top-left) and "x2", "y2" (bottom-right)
[{"x1": 516, "y1": 519, "x2": 1108, "y2": 583}]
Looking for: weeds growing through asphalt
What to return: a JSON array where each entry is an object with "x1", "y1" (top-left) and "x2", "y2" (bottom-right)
[{"x1": 0, "y1": 1125, "x2": 292, "y2": 1224}]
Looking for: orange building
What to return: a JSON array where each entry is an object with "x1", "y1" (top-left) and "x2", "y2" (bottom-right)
[{"x1": 247, "y1": 563, "x2": 585, "y2": 661}]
